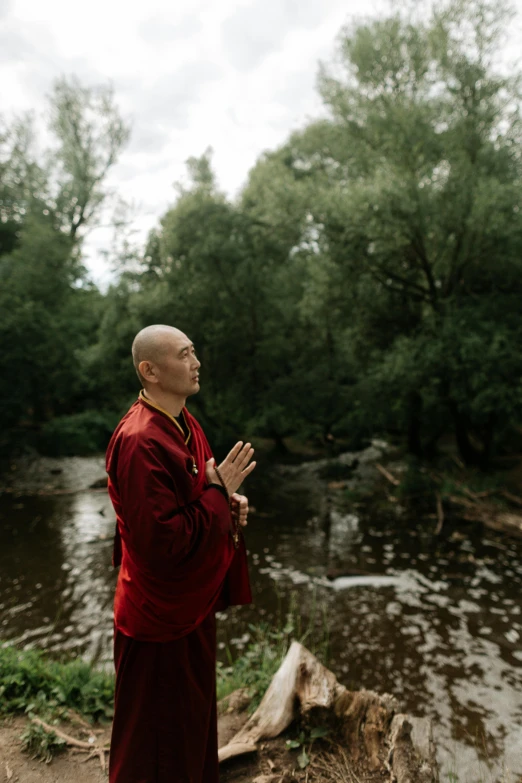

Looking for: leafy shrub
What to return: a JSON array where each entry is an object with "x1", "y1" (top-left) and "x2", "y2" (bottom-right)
[
  {"x1": 395, "y1": 457, "x2": 436, "y2": 500},
  {"x1": 37, "y1": 409, "x2": 120, "y2": 456},
  {"x1": 0, "y1": 645, "x2": 114, "y2": 721}
]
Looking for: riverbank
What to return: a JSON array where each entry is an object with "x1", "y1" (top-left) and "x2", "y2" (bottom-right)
[
  {"x1": 0, "y1": 628, "x2": 441, "y2": 783},
  {"x1": 276, "y1": 438, "x2": 522, "y2": 540}
]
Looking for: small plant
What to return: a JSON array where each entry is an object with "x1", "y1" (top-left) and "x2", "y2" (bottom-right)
[
  {"x1": 395, "y1": 457, "x2": 435, "y2": 501},
  {"x1": 20, "y1": 722, "x2": 66, "y2": 763},
  {"x1": 0, "y1": 645, "x2": 114, "y2": 721},
  {"x1": 216, "y1": 589, "x2": 329, "y2": 712},
  {"x1": 286, "y1": 725, "x2": 330, "y2": 769}
]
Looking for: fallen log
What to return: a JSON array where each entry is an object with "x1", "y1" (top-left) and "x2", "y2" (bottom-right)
[
  {"x1": 448, "y1": 495, "x2": 522, "y2": 538},
  {"x1": 218, "y1": 642, "x2": 438, "y2": 782}
]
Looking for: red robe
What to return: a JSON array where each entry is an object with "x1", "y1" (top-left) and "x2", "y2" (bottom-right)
[{"x1": 106, "y1": 391, "x2": 252, "y2": 782}]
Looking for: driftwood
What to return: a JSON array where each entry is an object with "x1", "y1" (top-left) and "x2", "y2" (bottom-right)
[
  {"x1": 218, "y1": 741, "x2": 258, "y2": 763},
  {"x1": 448, "y1": 495, "x2": 522, "y2": 537},
  {"x1": 501, "y1": 489, "x2": 522, "y2": 507},
  {"x1": 374, "y1": 464, "x2": 522, "y2": 539},
  {"x1": 218, "y1": 642, "x2": 438, "y2": 782},
  {"x1": 375, "y1": 463, "x2": 400, "y2": 486},
  {"x1": 30, "y1": 717, "x2": 109, "y2": 771}
]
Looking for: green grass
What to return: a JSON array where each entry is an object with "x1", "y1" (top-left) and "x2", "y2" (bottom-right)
[
  {"x1": 2, "y1": 590, "x2": 329, "y2": 727},
  {"x1": 0, "y1": 644, "x2": 114, "y2": 722},
  {"x1": 2, "y1": 590, "x2": 329, "y2": 726},
  {"x1": 217, "y1": 589, "x2": 329, "y2": 713}
]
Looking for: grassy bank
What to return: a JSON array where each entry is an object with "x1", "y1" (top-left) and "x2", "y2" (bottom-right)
[
  {"x1": 0, "y1": 590, "x2": 329, "y2": 762},
  {"x1": 0, "y1": 644, "x2": 115, "y2": 762},
  {"x1": 0, "y1": 645, "x2": 114, "y2": 722}
]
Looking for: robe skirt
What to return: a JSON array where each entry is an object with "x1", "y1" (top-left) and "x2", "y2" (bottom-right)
[{"x1": 109, "y1": 610, "x2": 219, "y2": 783}]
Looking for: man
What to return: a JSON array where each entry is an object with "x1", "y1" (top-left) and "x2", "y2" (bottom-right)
[{"x1": 106, "y1": 324, "x2": 256, "y2": 783}]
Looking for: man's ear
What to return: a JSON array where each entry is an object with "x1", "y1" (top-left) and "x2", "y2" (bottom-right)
[{"x1": 139, "y1": 360, "x2": 157, "y2": 383}]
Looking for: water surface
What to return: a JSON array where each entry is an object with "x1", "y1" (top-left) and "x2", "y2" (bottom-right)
[{"x1": 1, "y1": 455, "x2": 521, "y2": 781}]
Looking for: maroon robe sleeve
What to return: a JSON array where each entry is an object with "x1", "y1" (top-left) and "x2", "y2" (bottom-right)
[{"x1": 115, "y1": 434, "x2": 231, "y2": 576}]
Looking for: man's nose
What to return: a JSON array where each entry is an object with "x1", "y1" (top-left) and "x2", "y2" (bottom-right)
[{"x1": 193, "y1": 357, "x2": 201, "y2": 369}]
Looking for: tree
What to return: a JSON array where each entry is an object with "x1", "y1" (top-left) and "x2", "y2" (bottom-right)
[
  {"x1": 49, "y1": 75, "x2": 130, "y2": 240},
  {"x1": 0, "y1": 76, "x2": 129, "y2": 458},
  {"x1": 272, "y1": 0, "x2": 522, "y2": 464}
]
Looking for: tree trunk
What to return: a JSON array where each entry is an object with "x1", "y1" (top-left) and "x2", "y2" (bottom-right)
[
  {"x1": 271, "y1": 431, "x2": 289, "y2": 455},
  {"x1": 406, "y1": 391, "x2": 423, "y2": 458},
  {"x1": 448, "y1": 401, "x2": 483, "y2": 467}
]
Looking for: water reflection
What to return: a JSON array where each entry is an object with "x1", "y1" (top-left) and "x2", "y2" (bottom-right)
[
  {"x1": 1, "y1": 456, "x2": 522, "y2": 779},
  {"x1": 0, "y1": 486, "x2": 116, "y2": 663}
]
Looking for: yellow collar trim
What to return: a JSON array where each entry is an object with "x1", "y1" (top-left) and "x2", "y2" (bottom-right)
[{"x1": 139, "y1": 390, "x2": 191, "y2": 445}]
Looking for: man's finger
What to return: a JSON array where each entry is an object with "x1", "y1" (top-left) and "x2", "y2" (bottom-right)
[
  {"x1": 226, "y1": 442, "x2": 244, "y2": 463},
  {"x1": 235, "y1": 443, "x2": 252, "y2": 466},
  {"x1": 237, "y1": 446, "x2": 254, "y2": 470},
  {"x1": 241, "y1": 461, "x2": 257, "y2": 478}
]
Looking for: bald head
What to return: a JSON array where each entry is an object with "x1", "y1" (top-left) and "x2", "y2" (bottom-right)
[{"x1": 132, "y1": 324, "x2": 186, "y2": 385}]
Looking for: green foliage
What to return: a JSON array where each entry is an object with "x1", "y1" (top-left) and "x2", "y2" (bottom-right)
[
  {"x1": 37, "y1": 409, "x2": 120, "y2": 456},
  {"x1": 396, "y1": 458, "x2": 437, "y2": 499},
  {"x1": 2, "y1": 1, "x2": 522, "y2": 468},
  {"x1": 216, "y1": 590, "x2": 329, "y2": 712},
  {"x1": 0, "y1": 645, "x2": 114, "y2": 721},
  {"x1": 20, "y1": 722, "x2": 66, "y2": 763},
  {"x1": 0, "y1": 76, "x2": 128, "y2": 460},
  {"x1": 285, "y1": 726, "x2": 330, "y2": 769},
  {"x1": 216, "y1": 622, "x2": 289, "y2": 711},
  {"x1": 49, "y1": 75, "x2": 131, "y2": 239},
  {"x1": 280, "y1": 0, "x2": 522, "y2": 465}
]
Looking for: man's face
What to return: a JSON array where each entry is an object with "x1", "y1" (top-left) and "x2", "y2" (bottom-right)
[{"x1": 153, "y1": 332, "x2": 201, "y2": 398}]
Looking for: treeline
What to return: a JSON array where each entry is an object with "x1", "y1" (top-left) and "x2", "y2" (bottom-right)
[{"x1": 2, "y1": 0, "x2": 522, "y2": 467}]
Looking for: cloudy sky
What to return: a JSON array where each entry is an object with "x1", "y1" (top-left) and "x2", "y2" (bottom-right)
[{"x1": 1, "y1": 0, "x2": 521, "y2": 286}]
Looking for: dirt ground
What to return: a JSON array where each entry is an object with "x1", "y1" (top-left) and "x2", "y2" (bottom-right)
[
  {"x1": 0, "y1": 710, "x2": 304, "y2": 783},
  {"x1": 0, "y1": 708, "x2": 395, "y2": 783},
  {"x1": 1, "y1": 716, "x2": 110, "y2": 783}
]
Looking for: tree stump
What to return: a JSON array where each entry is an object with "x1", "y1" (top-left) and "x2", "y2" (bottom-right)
[{"x1": 218, "y1": 641, "x2": 439, "y2": 782}]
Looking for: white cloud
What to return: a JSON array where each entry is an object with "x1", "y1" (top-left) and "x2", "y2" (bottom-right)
[{"x1": 1, "y1": 0, "x2": 521, "y2": 288}]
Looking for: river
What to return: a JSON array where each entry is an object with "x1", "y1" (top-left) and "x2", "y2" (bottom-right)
[{"x1": 1, "y1": 453, "x2": 521, "y2": 781}]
